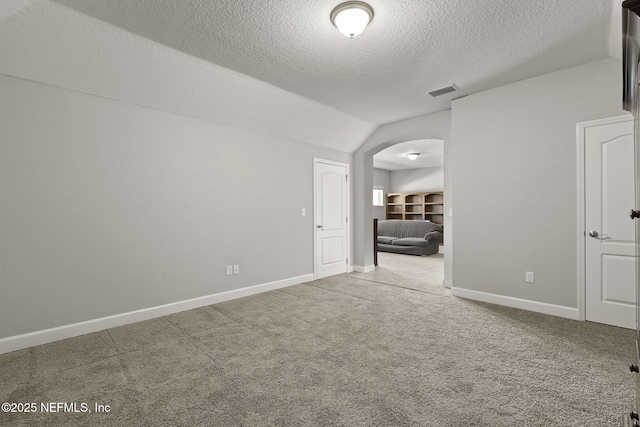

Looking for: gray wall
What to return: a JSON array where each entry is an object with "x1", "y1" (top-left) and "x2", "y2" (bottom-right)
[
  {"x1": 390, "y1": 166, "x2": 444, "y2": 193},
  {"x1": 372, "y1": 168, "x2": 390, "y2": 220},
  {"x1": 0, "y1": 74, "x2": 352, "y2": 339},
  {"x1": 451, "y1": 58, "x2": 624, "y2": 308}
]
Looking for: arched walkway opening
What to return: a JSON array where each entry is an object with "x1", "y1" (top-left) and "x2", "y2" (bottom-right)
[
  {"x1": 370, "y1": 138, "x2": 445, "y2": 286},
  {"x1": 351, "y1": 110, "x2": 452, "y2": 287}
]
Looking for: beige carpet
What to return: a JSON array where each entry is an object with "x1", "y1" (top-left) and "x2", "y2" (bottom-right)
[
  {"x1": 0, "y1": 251, "x2": 635, "y2": 426},
  {"x1": 352, "y1": 247, "x2": 447, "y2": 295}
]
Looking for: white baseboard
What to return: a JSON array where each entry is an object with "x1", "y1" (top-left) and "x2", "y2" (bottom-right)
[
  {"x1": 442, "y1": 279, "x2": 453, "y2": 289},
  {"x1": 0, "y1": 273, "x2": 315, "y2": 355},
  {"x1": 353, "y1": 264, "x2": 376, "y2": 273},
  {"x1": 451, "y1": 287, "x2": 579, "y2": 320}
]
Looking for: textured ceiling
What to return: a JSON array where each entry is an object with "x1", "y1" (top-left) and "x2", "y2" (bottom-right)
[
  {"x1": 374, "y1": 139, "x2": 443, "y2": 171},
  {"x1": 0, "y1": 0, "x2": 622, "y2": 152},
  {"x1": 0, "y1": 1, "x2": 376, "y2": 152},
  {"x1": 52, "y1": 0, "x2": 619, "y2": 125}
]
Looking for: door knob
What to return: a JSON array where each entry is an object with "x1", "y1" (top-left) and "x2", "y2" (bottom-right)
[
  {"x1": 588, "y1": 230, "x2": 599, "y2": 238},
  {"x1": 317, "y1": 225, "x2": 323, "y2": 229},
  {"x1": 631, "y1": 209, "x2": 640, "y2": 220}
]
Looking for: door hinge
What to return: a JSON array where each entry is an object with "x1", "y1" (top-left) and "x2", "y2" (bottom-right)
[
  {"x1": 346, "y1": 217, "x2": 348, "y2": 223},
  {"x1": 346, "y1": 175, "x2": 348, "y2": 182},
  {"x1": 346, "y1": 257, "x2": 348, "y2": 264}
]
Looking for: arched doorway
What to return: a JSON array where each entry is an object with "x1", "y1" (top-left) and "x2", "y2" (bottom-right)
[
  {"x1": 351, "y1": 110, "x2": 452, "y2": 288},
  {"x1": 371, "y1": 139, "x2": 445, "y2": 286}
]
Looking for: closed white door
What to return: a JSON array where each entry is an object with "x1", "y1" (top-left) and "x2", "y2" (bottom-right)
[
  {"x1": 585, "y1": 116, "x2": 636, "y2": 329},
  {"x1": 314, "y1": 159, "x2": 348, "y2": 279}
]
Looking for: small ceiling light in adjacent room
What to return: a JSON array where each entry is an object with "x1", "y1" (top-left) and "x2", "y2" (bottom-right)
[
  {"x1": 330, "y1": 1, "x2": 374, "y2": 38},
  {"x1": 407, "y1": 153, "x2": 420, "y2": 160}
]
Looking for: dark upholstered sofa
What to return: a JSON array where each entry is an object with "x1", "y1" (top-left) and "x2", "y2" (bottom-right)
[{"x1": 377, "y1": 220, "x2": 442, "y2": 256}]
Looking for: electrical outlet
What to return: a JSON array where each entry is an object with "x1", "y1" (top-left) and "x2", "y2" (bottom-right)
[
  {"x1": 233, "y1": 265, "x2": 239, "y2": 275},
  {"x1": 301, "y1": 208, "x2": 306, "y2": 217},
  {"x1": 525, "y1": 272, "x2": 534, "y2": 283},
  {"x1": 226, "y1": 265, "x2": 233, "y2": 276}
]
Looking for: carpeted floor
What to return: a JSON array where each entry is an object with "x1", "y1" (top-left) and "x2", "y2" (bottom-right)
[{"x1": 0, "y1": 250, "x2": 635, "y2": 426}]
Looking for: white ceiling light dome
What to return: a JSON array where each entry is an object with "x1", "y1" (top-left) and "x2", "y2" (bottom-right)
[
  {"x1": 330, "y1": 1, "x2": 374, "y2": 38},
  {"x1": 407, "y1": 153, "x2": 420, "y2": 160}
]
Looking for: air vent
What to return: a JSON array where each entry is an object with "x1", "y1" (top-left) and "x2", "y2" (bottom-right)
[{"x1": 428, "y1": 84, "x2": 458, "y2": 97}]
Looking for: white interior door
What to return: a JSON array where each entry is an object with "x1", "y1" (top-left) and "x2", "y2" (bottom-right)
[
  {"x1": 314, "y1": 159, "x2": 348, "y2": 279},
  {"x1": 585, "y1": 116, "x2": 636, "y2": 329}
]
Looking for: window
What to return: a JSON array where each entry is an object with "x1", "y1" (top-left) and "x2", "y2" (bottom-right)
[{"x1": 373, "y1": 188, "x2": 384, "y2": 207}]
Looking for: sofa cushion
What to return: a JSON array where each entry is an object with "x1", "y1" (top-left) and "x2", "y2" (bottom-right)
[
  {"x1": 377, "y1": 236, "x2": 397, "y2": 244},
  {"x1": 377, "y1": 220, "x2": 442, "y2": 239},
  {"x1": 391, "y1": 237, "x2": 431, "y2": 248}
]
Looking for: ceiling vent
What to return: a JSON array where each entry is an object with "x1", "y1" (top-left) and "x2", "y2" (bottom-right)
[{"x1": 428, "y1": 84, "x2": 457, "y2": 97}]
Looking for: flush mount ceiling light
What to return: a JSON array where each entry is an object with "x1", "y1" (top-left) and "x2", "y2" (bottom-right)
[
  {"x1": 330, "y1": 1, "x2": 374, "y2": 38},
  {"x1": 407, "y1": 153, "x2": 420, "y2": 160}
]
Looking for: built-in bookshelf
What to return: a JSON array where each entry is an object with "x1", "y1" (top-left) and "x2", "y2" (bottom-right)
[{"x1": 385, "y1": 192, "x2": 444, "y2": 226}]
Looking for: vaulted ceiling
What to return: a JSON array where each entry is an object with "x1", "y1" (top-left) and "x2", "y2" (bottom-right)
[{"x1": 0, "y1": 0, "x2": 621, "y2": 152}]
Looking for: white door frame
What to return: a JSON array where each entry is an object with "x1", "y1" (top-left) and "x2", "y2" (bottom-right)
[
  {"x1": 313, "y1": 158, "x2": 350, "y2": 279},
  {"x1": 576, "y1": 114, "x2": 633, "y2": 322}
]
